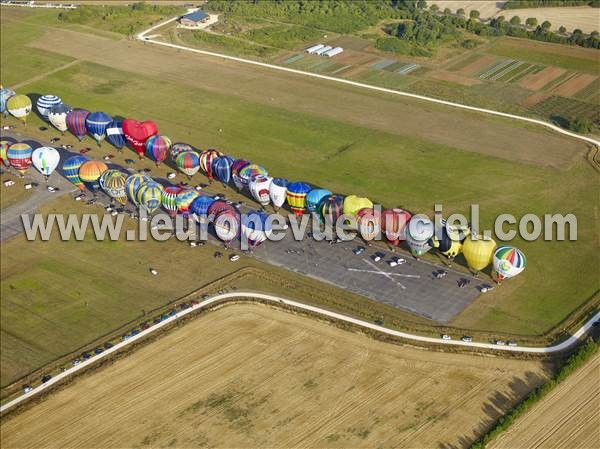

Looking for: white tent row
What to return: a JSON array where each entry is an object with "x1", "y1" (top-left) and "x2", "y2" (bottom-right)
[{"x1": 305, "y1": 44, "x2": 344, "y2": 57}]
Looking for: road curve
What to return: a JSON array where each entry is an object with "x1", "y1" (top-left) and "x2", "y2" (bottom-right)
[
  {"x1": 136, "y1": 15, "x2": 600, "y2": 148},
  {"x1": 1, "y1": 291, "x2": 598, "y2": 414}
]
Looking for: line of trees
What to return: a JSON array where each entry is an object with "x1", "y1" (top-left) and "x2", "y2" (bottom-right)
[{"x1": 503, "y1": 0, "x2": 599, "y2": 9}]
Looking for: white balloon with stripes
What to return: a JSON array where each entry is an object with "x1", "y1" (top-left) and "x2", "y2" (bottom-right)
[{"x1": 36, "y1": 95, "x2": 62, "y2": 121}]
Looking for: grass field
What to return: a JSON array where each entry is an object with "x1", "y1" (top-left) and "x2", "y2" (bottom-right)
[
  {"x1": 0, "y1": 7, "x2": 598, "y2": 383},
  {"x1": 0, "y1": 303, "x2": 553, "y2": 449},
  {"x1": 489, "y1": 352, "x2": 600, "y2": 449},
  {"x1": 0, "y1": 174, "x2": 33, "y2": 210}
]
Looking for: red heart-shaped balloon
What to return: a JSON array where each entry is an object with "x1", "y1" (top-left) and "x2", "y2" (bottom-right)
[{"x1": 122, "y1": 119, "x2": 158, "y2": 157}]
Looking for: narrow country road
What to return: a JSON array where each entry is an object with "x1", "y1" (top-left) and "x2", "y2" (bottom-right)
[{"x1": 1, "y1": 291, "x2": 598, "y2": 414}]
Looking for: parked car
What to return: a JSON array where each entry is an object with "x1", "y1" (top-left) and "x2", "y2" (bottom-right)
[
  {"x1": 434, "y1": 270, "x2": 448, "y2": 279},
  {"x1": 508, "y1": 341, "x2": 518, "y2": 347},
  {"x1": 23, "y1": 385, "x2": 33, "y2": 393},
  {"x1": 81, "y1": 352, "x2": 91, "y2": 360},
  {"x1": 94, "y1": 347, "x2": 104, "y2": 355},
  {"x1": 461, "y1": 336, "x2": 473, "y2": 342},
  {"x1": 229, "y1": 254, "x2": 240, "y2": 262},
  {"x1": 131, "y1": 329, "x2": 141, "y2": 336},
  {"x1": 372, "y1": 252, "x2": 384, "y2": 262},
  {"x1": 352, "y1": 246, "x2": 365, "y2": 255},
  {"x1": 72, "y1": 358, "x2": 81, "y2": 366},
  {"x1": 495, "y1": 340, "x2": 506, "y2": 346},
  {"x1": 41, "y1": 375, "x2": 52, "y2": 383},
  {"x1": 74, "y1": 193, "x2": 85, "y2": 201},
  {"x1": 167, "y1": 172, "x2": 177, "y2": 179},
  {"x1": 38, "y1": 126, "x2": 48, "y2": 131},
  {"x1": 214, "y1": 251, "x2": 223, "y2": 258},
  {"x1": 103, "y1": 342, "x2": 114, "y2": 349},
  {"x1": 442, "y1": 334, "x2": 452, "y2": 340}
]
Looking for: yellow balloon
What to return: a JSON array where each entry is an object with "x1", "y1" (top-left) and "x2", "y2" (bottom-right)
[
  {"x1": 462, "y1": 236, "x2": 496, "y2": 272},
  {"x1": 343, "y1": 195, "x2": 373, "y2": 217}
]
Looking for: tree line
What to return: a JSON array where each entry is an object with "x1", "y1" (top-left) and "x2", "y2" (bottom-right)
[{"x1": 503, "y1": 0, "x2": 599, "y2": 9}]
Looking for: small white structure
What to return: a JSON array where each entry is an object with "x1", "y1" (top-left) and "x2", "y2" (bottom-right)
[
  {"x1": 324, "y1": 46, "x2": 343, "y2": 57},
  {"x1": 314, "y1": 45, "x2": 333, "y2": 55},
  {"x1": 305, "y1": 44, "x2": 324, "y2": 54}
]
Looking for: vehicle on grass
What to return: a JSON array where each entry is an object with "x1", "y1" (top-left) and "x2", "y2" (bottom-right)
[
  {"x1": 458, "y1": 278, "x2": 471, "y2": 288},
  {"x1": 111, "y1": 210, "x2": 118, "y2": 217},
  {"x1": 229, "y1": 254, "x2": 240, "y2": 262},
  {"x1": 72, "y1": 358, "x2": 81, "y2": 366},
  {"x1": 167, "y1": 172, "x2": 177, "y2": 179},
  {"x1": 4, "y1": 180, "x2": 15, "y2": 187},
  {"x1": 94, "y1": 348, "x2": 104, "y2": 355},
  {"x1": 41, "y1": 375, "x2": 52, "y2": 383},
  {"x1": 50, "y1": 137, "x2": 60, "y2": 143},
  {"x1": 442, "y1": 334, "x2": 452, "y2": 340},
  {"x1": 121, "y1": 334, "x2": 130, "y2": 341},
  {"x1": 153, "y1": 318, "x2": 162, "y2": 325},
  {"x1": 79, "y1": 148, "x2": 90, "y2": 154},
  {"x1": 461, "y1": 336, "x2": 473, "y2": 342},
  {"x1": 39, "y1": 126, "x2": 47, "y2": 131},
  {"x1": 169, "y1": 309, "x2": 177, "y2": 317},
  {"x1": 191, "y1": 299, "x2": 199, "y2": 306},
  {"x1": 214, "y1": 251, "x2": 223, "y2": 258},
  {"x1": 195, "y1": 185, "x2": 203, "y2": 191},
  {"x1": 372, "y1": 252, "x2": 384, "y2": 262},
  {"x1": 479, "y1": 284, "x2": 494, "y2": 293},
  {"x1": 24, "y1": 183, "x2": 33, "y2": 190},
  {"x1": 23, "y1": 385, "x2": 33, "y2": 393},
  {"x1": 374, "y1": 318, "x2": 384, "y2": 326},
  {"x1": 46, "y1": 186, "x2": 58, "y2": 192},
  {"x1": 131, "y1": 329, "x2": 141, "y2": 336},
  {"x1": 434, "y1": 270, "x2": 448, "y2": 279},
  {"x1": 103, "y1": 342, "x2": 114, "y2": 349},
  {"x1": 81, "y1": 352, "x2": 91, "y2": 360},
  {"x1": 180, "y1": 303, "x2": 191, "y2": 310},
  {"x1": 495, "y1": 340, "x2": 506, "y2": 346},
  {"x1": 508, "y1": 341, "x2": 518, "y2": 347},
  {"x1": 125, "y1": 159, "x2": 134, "y2": 165},
  {"x1": 353, "y1": 246, "x2": 365, "y2": 255},
  {"x1": 150, "y1": 268, "x2": 158, "y2": 275},
  {"x1": 74, "y1": 193, "x2": 85, "y2": 201}
]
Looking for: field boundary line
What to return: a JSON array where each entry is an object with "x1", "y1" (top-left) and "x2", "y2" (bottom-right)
[
  {"x1": 11, "y1": 60, "x2": 81, "y2": 90},
  {"x1": 136, "y1": 14, "x2": 600, "y2": 148},
  {"x1": 1, "y1": 291, "x2": 598, "y2": 414}
]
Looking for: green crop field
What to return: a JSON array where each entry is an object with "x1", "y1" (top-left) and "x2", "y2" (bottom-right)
[{"x1": 1, "y1": 6, "x2": 599, "y2": 387}]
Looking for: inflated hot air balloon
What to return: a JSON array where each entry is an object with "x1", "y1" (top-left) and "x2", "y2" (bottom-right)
[
  {"x1": 106, "y1": 119, "x2": 126, "y2": 150},
  {"x1": 136, "y1": 180, "x2": 163, "y2": 213},
  {"x1": 63, "y1": 154, "x2": 89, "y2": 190},
  {"x1": 432, "y1": 221, "x2": 470, "y2": 261},
  {"x1": 0, "y1": 87, "x2": 15, "y2": 117},
  {"x1": 213, "y1": 155, "x2": 234, "y2": 185},
  {"x1": 239, "y1": 163, "x2": 267, "y2": 191},
  {"x1": 249, "y1": 175, "x2": 272, "y2": 207},
  {"x1": 306, "y1": 188, "x2": 331, "y2": 215},
  {"x1": 405, "y1": 215, "x2": 434, "y2": 257},
  {"x1": 321, "y1": 195, "x2": 344, "y2": 226},
  {"x1": 36, "y1": 95, "x2": 61, "y2": 121},
  {"x1": 79, "y1": 160, "x2": 108, "y2": 193},
  {"x1": 7, "y1": 95, "x2": 32, "y2": 125},
  {"x1": 31, "y1": 146, "x2": 60, "y2": 181},
  {"x1": 86, "y1": 112, "x2": 112, "y2": 146},
  {"x1": 145, "y1": 135, "x2": 171, "y2": 165},
  {"x1": 231, "y1": 159, "x2": 250, "y2": 191},
  {"x1": 269, "y1": 178, "x2": 289, "y2": 211},
  {"x1": 100, "y1": 169, "x2": 127, "y2": 205},
  {"x1": 161, "y1": 185, "x2": 183, "y2": 217},
  {"x1": 207, "y1": 200, "x2": 236, "y2": 221},
  {"x1": 7, "y1": 143, "x2": 33, "y2": 176},
  {"x1": 66, "y1": 108, "x2": 90, "y2": 141},
  {"x1": 356, "y1": 208, "x2": 381, "y2": 241},
  {"x1": 176, "y1": 189, "x2": 199, "y2": 217},
  {"x1": 175, "y1": 151, "x2": 200, "y2": 178},
  {"x1": 381, "y1": 208, "x2": 412, "y2": 246},
  {"x1": 462, "y1": 236, "x2": 496, "y2": 273},
  {"x1": 199, "y1": 149, "x2": 223, "y2": 181},
  {"x1": 125, "y1": 173, "x2": 151, "y2": 205},
  {"x1": 214, "y1": 210, "x2": 240, "y2": 245},
  {"x1": 123, "y1": 119, "x2": 158, "y2": 158},
  {"x1": 493, "y1": 246, "x2": 526, "y2": 282},
  {"x1": 190, "y1": 195, "x2": 214, "y2": 227},
  {"x1": 48, "y1": 103, "x2": 72, "y2": 134},
  {"x1": 170, "y1": 142, "x2": 194, "y2": 161},
  {"x1": 241, "y1": 211, "x2": 272, "y2": 250},
  {"x1": 343, "y1": 195, "x2": 373, "y2": 218},
  {"x1": 0, "y1": 140, "x2": 10, "y2": 168},
  {"x1": 286, "y1": 182, "x2": 311, "y2": 216}
]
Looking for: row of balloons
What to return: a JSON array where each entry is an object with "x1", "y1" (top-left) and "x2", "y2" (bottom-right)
[{"x1": 0, "y1": 89, "x2": 526, "y2": 281}]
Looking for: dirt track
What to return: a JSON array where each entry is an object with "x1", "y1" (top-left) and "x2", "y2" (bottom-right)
[
  {"x1": 490, "y1": 352, "x2": 600, "y2": 449},
  {"x1": 0, "y1": 303, "x2": 551, "y2": 449},
  {"x1": 26, "y1": 28, "x2": 590, "y2": 168}
]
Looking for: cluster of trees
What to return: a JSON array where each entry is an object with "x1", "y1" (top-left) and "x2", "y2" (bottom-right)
[
  {"x1": 470, "y1": 338, "x2": 599, "y2": 449},
  {"x1": 503, "y1": 0, "x2": 599, "y2": 8}
]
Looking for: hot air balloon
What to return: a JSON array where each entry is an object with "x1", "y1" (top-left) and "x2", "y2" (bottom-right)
[
  {"x1": 7, "y1": 143, "x2": 33, "y2": 176},
  {"x1": 213, "y1": 155, "x2": 234, "y2": 185},
  {"x1": 79, "y1": 160, "x2": 108, "y2": 193},
  {"x1": 176, "y1": 189, "x2": 199, "y2": 217},
  {"x1": 161, "y1": 185, "x2": 183, "y2": 217},
  {"x1": 432, "y1": 221, "x2": 470, "y2": 261},
  {"x1": 381, "y1": 208, "x2": 412, "y2": 246},
  {"x1": 343, "y1": 195, "x2": 373, "y2": 218},
  {"x1": 7, "y1": 95, "x2": 32, "y2": 125},
  {"x1": 0, "y1": 140, "x2": 10, "y2": 168},
  {"x1": 36, "y1": 95, "x2": 61, "y2": 121},
  {"x1": 462, "y1": 236, "x2": 496, "y2": 273},
  {"x1": 199, "y1": 149, "x2": 223, "y2": 181},
  {"x1": 175, "y1": 151, "x2": 200, "y2": 178},
  {"x1": 207, "y1": 200, "x2": 236, "y2": 221},
  {"x1": 125, "y1": 173, "x2": 151, "y2": 205},
  {"x1": 286, "y1": 182, "x2": 311, "y2": 216},
  {"x1": 136, "y1": 180, "x2": 164, "y2": 213},
  {"x1": 100, "y1": 169, "x2": 127, "y2": 205},
  {"x1": 493, "y1": 246, "x2": 526, "y2": 282},
  {"x1": 231, "y1": 159, "x2": 250, "y2": 191},
  {"x1": 106, "y1": 119, "x2": 126, "y2": 150},
  {"x1": 0, "y1": 87, "x2": 15, "y2": 117},
  {"x1": 48, "y1": 103, "x2": 72, "y2": 134},
  {"x1": 123, "y1": 119, "x2": 158, "y2": 158},
  {"x1": 214, "y1": 210, "x2": 240, "y2": 246},
  {"x1": 86, "y1": 112, "x2": 112, "y2": 146},
  {"x1": 31, "y1": 146, "x2": 60, "y2": 181},
  {"x1": 63, "y1": 154, "x2": 89, "y2": 190},
  {"x1": 405, "y1": 215, "x2": 434, "y2": 257},
  {"x1": 145, "y1": 135, "x2": 171, "y2": 165},
  {"x1": 241, "y1": 210, "x2": 272, "y2": 250},
  {"x1": 191, "y1": 195, "x2": 216, "y2": 224},
  {"x1": 249, "y1": 175, "x2": 272, "y2": 207},
  {"x1": 170, "y1": 142, "x2": 194, "y2": 161},
  {"x1": 66, "y1": 108, "x2": 90, "y2": 141},
  {"x1": 306, "y1": 188, "x2": 332, "y2": 215},
  {"x1": 356, "y1": 208, "x2": 381, "y2": 241},
  {"x1": 238, "y1": 163, "x2": 268, "y2": 190},
  {"x1": 269, "y1": 178, "x2": 289, "y2": 211},
  {"x1": 321, "y1": 195, "x2": 345, "y2": 226}
]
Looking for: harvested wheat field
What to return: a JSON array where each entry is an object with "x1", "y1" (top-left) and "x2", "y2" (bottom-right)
[
  {"x1": 1, "y1": 304, "x2": 551, "y2": 449},
  {"x1": 497, "y1": 7, "x2": 599, "y2": 34},
  {"x1": 490, "y1": 352, "x2": 600, "y2": 449}
]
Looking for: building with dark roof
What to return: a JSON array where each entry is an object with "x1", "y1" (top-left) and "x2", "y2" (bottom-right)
[{"x1": 179, "y1": 10, "x2": 210, "y2": 27}]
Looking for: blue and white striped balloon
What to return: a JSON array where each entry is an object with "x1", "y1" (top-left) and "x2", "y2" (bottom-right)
[
  {"x1": 85, "y1": 111, "x2": 112, "y2": 145},
  {"x1": 36, "y1": 95, "x2": 62, "y2": 120},
  {"x1": 106, "y1": 118, "x2": 125, "y2": 150}
]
